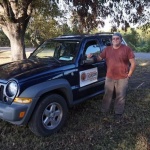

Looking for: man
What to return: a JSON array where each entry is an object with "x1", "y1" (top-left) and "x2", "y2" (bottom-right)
[{"x1": 88, "y1": 32, "x2": 136, "y2": 121}]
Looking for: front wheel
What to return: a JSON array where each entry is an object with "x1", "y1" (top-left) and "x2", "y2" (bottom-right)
[{"x1": 28, "y1": 94, "x2": 68, "y2": 137}]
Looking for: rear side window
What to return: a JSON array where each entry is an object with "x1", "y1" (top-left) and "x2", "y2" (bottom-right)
[{"x1": 100, "y1": 37, "x2": 112, "y2": 51}]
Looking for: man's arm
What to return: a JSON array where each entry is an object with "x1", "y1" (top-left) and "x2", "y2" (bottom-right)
[
  {"x1": 97, "y1": 55, "x2": 103, "y2": 61},
  {"x1": 128, "y1": 58, "x2": 136, "y2": 78}
]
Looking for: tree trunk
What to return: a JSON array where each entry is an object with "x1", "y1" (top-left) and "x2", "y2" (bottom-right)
[
  {"x1": 10, "y1": 35, "x2": 26, "y2": 61},
  {"x1": 2, "y1": 23, "x2": 27, "y2": 61}
]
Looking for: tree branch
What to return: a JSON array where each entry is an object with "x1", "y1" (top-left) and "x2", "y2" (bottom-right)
[
  {"x1": 9, "y1": 0, "x2": 18, "y2": 18},
  {"x1": 2, "y1": 0, "x2": 16, "y2": 22},
  {"x1": 0, "y1": 3, "x2": 5, "y2": 15}
]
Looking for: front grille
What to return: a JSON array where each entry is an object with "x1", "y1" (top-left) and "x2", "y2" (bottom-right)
[{"x1": 0, "y1": 84, "x2": 4, "y2": 101}]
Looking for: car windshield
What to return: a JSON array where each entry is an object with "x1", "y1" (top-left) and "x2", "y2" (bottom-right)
[{"x1": 29, "y1": 40, "x2": 80, "y2": 63}]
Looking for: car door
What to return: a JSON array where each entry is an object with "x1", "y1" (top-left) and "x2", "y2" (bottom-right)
[{"x1": 74, "y1": 38, "x2": 106, "y2": 101}]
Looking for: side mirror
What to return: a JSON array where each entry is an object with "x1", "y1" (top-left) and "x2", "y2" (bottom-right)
[{"x1": 82, "y1": 58, "x2": 95, "y2": 65}]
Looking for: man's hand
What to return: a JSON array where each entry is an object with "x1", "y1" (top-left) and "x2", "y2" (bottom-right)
[
  {"x1": 86, "y1": 53, "x2": 102, "y2": 62},
  {"x1": 86, "y1": 53, "x2": 93, "y2": 58},
  {"x1": 128, "y1": 58, "x2": 136, "y2": 77}
]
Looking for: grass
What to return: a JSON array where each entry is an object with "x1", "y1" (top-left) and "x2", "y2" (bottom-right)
[
  {"x1": 0, "y1": 50, "x2": 32, "y2": 64},
  {"x1": 0, "y1": 51, "x2": 150, "y2": 150}
]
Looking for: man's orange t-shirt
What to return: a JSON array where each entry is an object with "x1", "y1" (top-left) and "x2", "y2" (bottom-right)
[{"x1": 100, "y1": 44, "x2": 135, "y2": 80}]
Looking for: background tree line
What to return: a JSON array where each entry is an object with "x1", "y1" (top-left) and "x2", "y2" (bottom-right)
[
  {"x1": 122, "y1": 28, "x2": 150, "y2": 52},
  {"x1": 0, "y1": 25, "x2": 149, "y2": 53},
  {"x1": 0, "y1": 0, "x2": 149, "y2": 61}
]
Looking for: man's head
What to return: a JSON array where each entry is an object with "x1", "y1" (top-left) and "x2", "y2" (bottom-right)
[
  {"x1": 112, "y1": 32, "x2": 122, "y2": 48},
  {"x1": 112, "y1": 32, "x2": 122, "y2": 40}
]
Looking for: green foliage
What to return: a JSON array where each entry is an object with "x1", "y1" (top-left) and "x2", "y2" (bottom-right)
[
  {"x1": 26, "y1": 0, "x2": 72, "y2": 47},
  {"x1": 0, "y1": 30, "x2": 10, "y2": 46},
  {"x1": 69, "y1": 0, "x2": 106, "y2": 33},
  {"x1": 136, "y1": 46, "x2": 150, "y2": 52},
  {"x1": 124, "y1": 28, "x2": 140, "y2": 46},
  {"x1": 59, "y1": 23, "x2": 73, "y2": 35},
  {"x1": 33, "y1": 0, "x2": 62, "y2": 18},
  {"x1": 129, "y1": 42, "x2": 150, "y2": 52},
  {"x1": 24, "y1": 32, "x2": 32, "y2": 47},
  {"x1": 68, "y1": 0, "x2": 150, "y2": 32},
  {"x1": 0, "y1": 0, "x2": 149, "y2": 51},
  {"x1": 123, "y1": 28, "x2": 150, "y2": 52},
  {"x1": 30, "y1": 18, "x2": 61, "y2": 43},
  {"x1": 139, "y1": 22, "x2": 150, "y2": 32}
]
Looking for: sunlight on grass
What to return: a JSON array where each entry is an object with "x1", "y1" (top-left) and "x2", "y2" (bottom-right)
[
  {"x1": 135, "y1": 134, "x2": 148, "y2": 150},
  {"x1": 0, "y1": 51, "x2": 32, "y2": 64},
  {"x1": 139, "y1": 62, "x2": 149, "y2": 66}
]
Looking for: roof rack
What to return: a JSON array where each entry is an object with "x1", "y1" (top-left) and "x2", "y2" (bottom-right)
[
  {"x1": 59, "y1": 34, "x2": 88, "y2": 37},
  {"x1": 95, "y1": 32, "x2": 114, "y2": 35},
  {"x1": 58, "y1": 33, "x2": 114, "y2": 38}
]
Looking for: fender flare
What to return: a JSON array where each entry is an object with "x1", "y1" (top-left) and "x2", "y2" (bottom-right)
[
  {"x1": 19, "y1": 78, "x2": 73, "y2": 104},
  {"x1": 18, "y1": 79, "x2": 73, "y2": 124}
]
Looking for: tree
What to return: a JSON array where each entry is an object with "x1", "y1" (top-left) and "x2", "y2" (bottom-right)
[
  {"x1": 123, "y1": 28, "x2": 140, "y2": 50},
  {"x1": 27, "y1": 1, "x2": 67, "y2": 47},
  {"x1": 105, "y1": 0, "x2": 150, "y2": 31},
  {"x1": 0, "y1": 0, "x2": 62, "y2": 61},
  {"x1": 139, "y1": 22, "x2": 150, "y2": 33},
  {"x1": 0, "y1": 0, "x2": 68, "y2": 61},
  {"x1": 27, "y1": 17, "x2": 62, "y2": 47},
  {"x1": 68, "y1": 0, "x2": 150, "y2": 33},
  {"x1": 0, "y1": 0, "x2": 33, "y2": 61},
  {"x1": 0, "y1": 0, "x2": 149, "y2": 61},
  {"x1": 69, "y1": 0, "x2": 106, "y2": 33}
]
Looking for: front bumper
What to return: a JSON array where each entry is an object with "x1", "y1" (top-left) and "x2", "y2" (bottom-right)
[{"x1": 0, "y1": 102, "x2": 28, "y2": 123}]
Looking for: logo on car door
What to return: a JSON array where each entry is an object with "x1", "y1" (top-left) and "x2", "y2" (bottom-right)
[{"x1": 80, "y1": 67, "x2": 98, "y2": 87}]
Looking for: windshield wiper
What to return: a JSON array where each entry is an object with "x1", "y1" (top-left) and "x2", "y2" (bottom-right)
[
  {"x1": 46, "y1": 56, "x2": 61, "y2": 63},
  {"x1": 29, "y1": 55, "x2": 39, "y2": 60}
]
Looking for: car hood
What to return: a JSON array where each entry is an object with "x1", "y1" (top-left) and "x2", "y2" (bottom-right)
[{"x1": 0, "y1": 59, "x2": 62, "y2": 81}]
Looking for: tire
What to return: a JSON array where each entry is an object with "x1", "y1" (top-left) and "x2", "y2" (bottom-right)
[{"x1": 28, "y1": 94, "x2": 68, "y2": 137}]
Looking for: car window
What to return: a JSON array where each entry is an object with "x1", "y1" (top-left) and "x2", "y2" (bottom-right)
[
  {"x1": 57, "y1": 42, "x2": 78, "y2": 61},
  {"x1": 34, "y1": 42, "x2": 54, "y2": 58},
  {"x1": 30, "y1": 40, "x2": 79, "y2": 62}
]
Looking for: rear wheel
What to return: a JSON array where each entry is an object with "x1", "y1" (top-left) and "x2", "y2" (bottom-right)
[{"x1": 28, "y1": 94, "x2": 68, "y2": 137}]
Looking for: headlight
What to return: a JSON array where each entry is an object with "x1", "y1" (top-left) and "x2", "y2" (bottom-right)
[{"x1": 6, "y1": 81, "x2": 18, "y2": 97}]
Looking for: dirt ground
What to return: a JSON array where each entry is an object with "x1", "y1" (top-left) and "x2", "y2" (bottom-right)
[
  {"x1": 128, "y1": 59, "x2": 150, "y2": 90},
  {"x1": 0, "y1": 49, "x2": 33, "y2": 64}
]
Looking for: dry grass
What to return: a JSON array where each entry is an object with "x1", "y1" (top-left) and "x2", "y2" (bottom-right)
[
  {"x1": 0, "y1": 53, "x2": 150, "y2": 150},
  {"x1": 0, "y1": 50, "x2": 32, "y2": 64},
  {"x1": 0, "y1": 51, "x2": 12, "y2": 64}
]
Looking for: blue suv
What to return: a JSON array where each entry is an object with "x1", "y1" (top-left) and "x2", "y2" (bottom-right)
[{"x1": 0, "y1": 33, "x2": 126, "y2": 136}]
